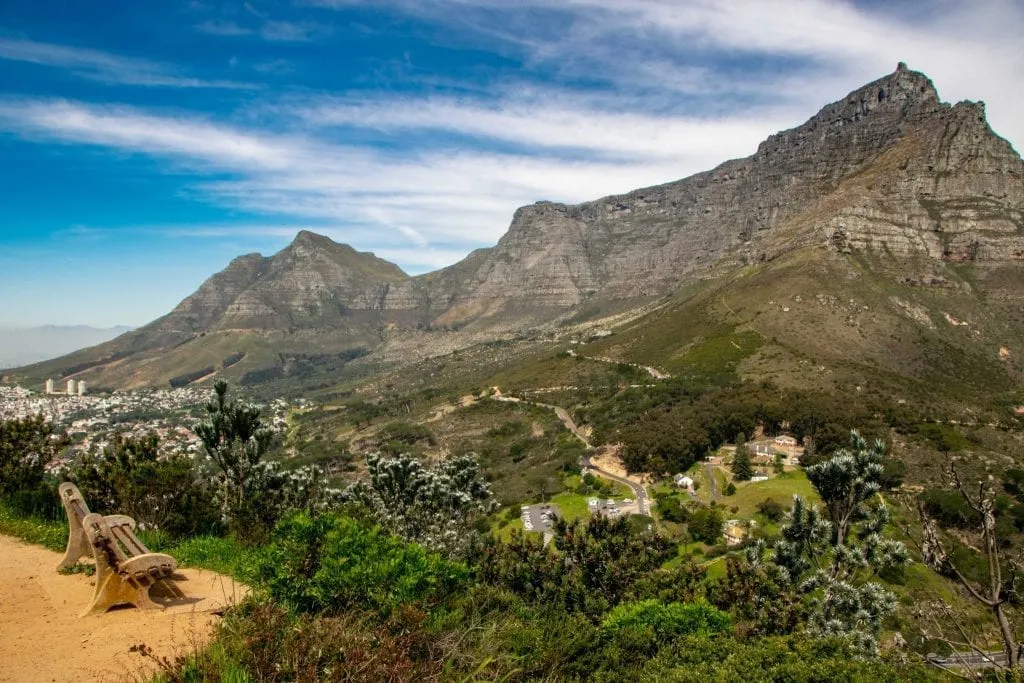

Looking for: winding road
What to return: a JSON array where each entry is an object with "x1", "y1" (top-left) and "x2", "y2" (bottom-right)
[
  {"x1": 491, "y1": 388, "x2": 650, "y2": 516},
  {"x1": 583, "y1": 451, "x2": 650, "y2": 516}
]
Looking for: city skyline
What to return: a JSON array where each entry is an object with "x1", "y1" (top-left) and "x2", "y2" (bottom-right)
[{"x1": 1, "y1": 0, "x2": 1023, "y2": 327}]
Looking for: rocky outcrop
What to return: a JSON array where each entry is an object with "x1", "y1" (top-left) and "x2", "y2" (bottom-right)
[
  {"x1": 21, "y1": 64, "x2": 1024, "y2": 386},
  {"x1": 385, "y1": 63, "x2": 1023, "y2": 329}
]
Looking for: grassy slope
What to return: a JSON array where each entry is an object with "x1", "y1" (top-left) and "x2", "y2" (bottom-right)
[{"x1": 580, "y1": 247, "x2": 1023, "y2": 414}]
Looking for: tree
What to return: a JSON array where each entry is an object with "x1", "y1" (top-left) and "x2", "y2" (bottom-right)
[
  {"x1": 0, "y1": 415, "x2": 68, "y2": 516},
  {"x1": 724, "y1": 482, "x2": 737, "y2": 496},
  {"x1": 759, "y1": 431, "x2": 909, "y2": 653},
  {"x1": 193, "y1": 381, "x2": 329, "y2": 542},
  {"x1": 689, "y1": 505, "x2": 724, "y2": 544},
  {"x1": 346, "y1": 452, "x2": 494, "y2": 558},
  {"x1": 773, "y1": 453, "x2": 785, "y2": 475},
  {"x1": 69, "y1": 433, "x2": 221, "y2": 538},
  {"x1": 913, "y1": 463, "x2": 1022, "y2": 675},
  {"x1": 731, "y1": 433, "x2": 753, "y2": 482}
]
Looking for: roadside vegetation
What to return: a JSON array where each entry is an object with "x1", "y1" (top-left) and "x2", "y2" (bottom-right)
[{"x1": 0, "y1": 374, "x2": 1022, "y2": 680}]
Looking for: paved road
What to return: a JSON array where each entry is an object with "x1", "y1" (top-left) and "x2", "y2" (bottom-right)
[
  {"x1": 584, "y1": 453, "x2": 650, "y2": 516},
  {"x1": 704, "y1": 463, "x2": 720, "y2": 501}
]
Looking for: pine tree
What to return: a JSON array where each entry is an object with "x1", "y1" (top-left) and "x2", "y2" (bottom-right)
[{"x1": 732, "y1": 432, "x2": 753, "y2": 482}]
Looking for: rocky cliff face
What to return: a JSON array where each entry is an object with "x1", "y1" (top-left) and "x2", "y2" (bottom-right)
[
  {"x1": 123, "y1": 230, "x2": 408, "y2": 350},
  {"x1": 17, "y1": 64, "x2": 1024, "y2": 388},
  {"x1": 385, "y1": 64, "x2": 1023, "y2": 330}
]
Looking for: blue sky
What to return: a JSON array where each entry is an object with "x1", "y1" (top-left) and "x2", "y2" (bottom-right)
[{"x1": 1, "y1": 0, "x2": 1022, "y2": 327}]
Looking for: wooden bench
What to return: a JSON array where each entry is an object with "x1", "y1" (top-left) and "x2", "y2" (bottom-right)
[
  {"x1": 56, "y1": 483, "x2": 184, "y2": 615},
  {"x1": 56, "y1": 482, "x2": 132, "y2": 572},
  {"x1": 80, "y1": 512, "x2": 182, "y2": 616}
]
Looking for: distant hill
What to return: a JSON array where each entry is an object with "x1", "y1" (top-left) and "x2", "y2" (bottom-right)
[
  {"x1": 0, "y1": 325, "x2": 132, "y2": 369},
  {"x1": 7, "y1": 63, "x2": 1024, "y2": 403}
]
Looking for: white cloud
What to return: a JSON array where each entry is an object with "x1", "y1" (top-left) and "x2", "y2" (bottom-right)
[{"x1": 0, "y1": 37, "x2": 254, "y2": 89}]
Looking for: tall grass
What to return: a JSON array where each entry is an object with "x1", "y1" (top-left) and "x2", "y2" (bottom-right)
[{"x1": 0, "y1": 500, "x2": 67, "y2": 552}]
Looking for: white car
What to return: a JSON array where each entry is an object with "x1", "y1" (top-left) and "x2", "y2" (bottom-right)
[
  {"x1": 606, "y1": 499, "x2": 615, "y2": 506},
  {"x1": 588, "y1": 498, "x2": 599, "y2": 508},
  {"x1": 623, "y1": 498, "x2": 633, "y2": 504}
]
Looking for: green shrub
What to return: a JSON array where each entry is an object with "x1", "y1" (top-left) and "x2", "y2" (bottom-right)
[
  {"x1": 254, "y1": 511, "x2": 468, "y2": 615},
  {"x1": 603, "y1": 599, "x2": 731, "y2": 639}
]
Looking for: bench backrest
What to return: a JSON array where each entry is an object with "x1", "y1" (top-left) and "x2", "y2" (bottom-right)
[{"x1": 58, "y1": 482, "x2": 91, "y2": 525}]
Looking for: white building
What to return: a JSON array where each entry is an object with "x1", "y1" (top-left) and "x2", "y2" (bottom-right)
[
  {"x1": 77, "y1": 381, "x2": 86, "y2": 397},
  {"x1": 45, "y1": 379, "x2": 54, "y2": 395},
  {"x1": 66, "y1": 379, "x2": 76, "y2": 396},
  {"x1": 674, "y1": 474, "x2": 694, "y2": 490}
]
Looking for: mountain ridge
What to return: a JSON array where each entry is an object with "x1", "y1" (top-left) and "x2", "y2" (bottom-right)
[{"x1": 9, "y1": 63, "x2": 1024, "y2": 392}]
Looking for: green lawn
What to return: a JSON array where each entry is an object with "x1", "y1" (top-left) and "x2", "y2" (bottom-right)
[
  {"x1": 721, "y1": 470, "x2": 819, "y2": 520},
  {"x1": 551, "y1": 492, "x2": 593, "y2": 522}
]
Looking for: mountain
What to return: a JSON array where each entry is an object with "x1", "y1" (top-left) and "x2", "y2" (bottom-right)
[
  {"x1": 379, "y1": 63, "x2": 1022, "y2": 332},
  {"x1": 8, "y1": 63, "x2": 1024, "y2": 397},
  {"x1": 0, "y1": 326, "x2": 132, "y2": 369}
]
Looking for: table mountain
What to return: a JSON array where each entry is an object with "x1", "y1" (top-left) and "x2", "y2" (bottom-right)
[{"x1": 10, "y1": 63, "x2": 1024, "y2": 391}]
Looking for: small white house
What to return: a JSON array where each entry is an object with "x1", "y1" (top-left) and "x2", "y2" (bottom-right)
[
  {"x1": 674, "y1": 474, "x2": 694, "y2": 490},
  {"x1": 750, "y1": 472, "x2": 770, "y2": 483},
  {"x1": 774, "y1": 435, "x2": 798, "y2": 447}
]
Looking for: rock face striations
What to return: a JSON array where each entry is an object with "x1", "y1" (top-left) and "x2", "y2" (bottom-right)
[
  {"x1": 14, "y1": 64, "x2": 1024, "y2": 387},
  {"x1": 380, "y1": 63, "x2": 1022, "y2": 330},
  {"x1": 108, "y1": 230, "x2": 410, "y2": 353}
]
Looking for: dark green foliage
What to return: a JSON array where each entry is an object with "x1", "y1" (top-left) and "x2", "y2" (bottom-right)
[
  {"x1": 710, "y1": 556, "x2": 803, "y2": 636},
  {"x1": 655, "y1": 493, "x2": 688, "y2": 523},
  {"x1": 474, "y1": 515, "x2": 676, "y2": 617},
  {"x1": 240, "y1": 365, "x2": 284, "y2": 386},
  {"x1": 756, "y1": 498, "x2": 785, "y2": 522},
  {"x1": 1003, "y1": 468, "x2": 1024, "y2": 499},
  {"x1": 221, "y1": 351, "x2": 246, "y2": 369},
  {"x1": 68, "y1": 433, "x2": 221, "y2": 539},
  {"x1": 724, "y1": 481, "x2": 737, "y2": 496},
  {"x1": 0, "y1": 415, "x2": 67, "y2": 518},
  {"x1": 880, "y1": 458, "x2": 907, "y2": 490},
  {"x1": 688, "y1": 505, "x2": 723, "y2": 544},
  {"x1": 602, "y1": 599, "x2": 731, "y2": 639},
  {"x1": 254, "y1": 511, "x2": 468, "y2": 615},
  {"x1": 921, "y1": 488, "x2": 982, "y2": 528},
  {"x1": 914, "y1": 423, "x2": 970, "y2": 452},
  {"x1": 589, "y1": 381, "x2": 889, "y2": 475},
  {"x1": 732, "y1": 437, "x2": 753, "y2": 482},
  {"x1": 168, "y1": 365, "x2": 215, "y2": 388}
]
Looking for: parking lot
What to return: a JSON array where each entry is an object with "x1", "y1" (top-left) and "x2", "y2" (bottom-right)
[
  {"x1": 588, "y1": 497, "x2": 638, "y2": 517},
  {"x1": 521, "y1": 503, "x2": 561, "y2": 533}
]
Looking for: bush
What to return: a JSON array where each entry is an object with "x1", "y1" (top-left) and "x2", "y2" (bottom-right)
[
  {"x1": 724, "y1": 482, "x2": 737, "y2": 496},
  {"x1": 921, "y1": 488, "x2": 981, "y2": 528},
  {"x1": 254, "y1": 511, "x2": 468, "y2": 615},
  {"x1": 756, "y1": 498, "x2": 785, "y2": 522},
  {"x1": 603, "y1": 599, "x2": 731, "y2": 639},
  {"x1": 68, "y1": 434, "x2": 222, "y2": 539},
  {"x1": 0, "y1": 416, "x2": 68, "y2": 518}
]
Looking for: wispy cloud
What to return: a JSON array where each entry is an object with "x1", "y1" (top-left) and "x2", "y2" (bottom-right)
[
  {"x1": 195, "y1": 17, "x2": 332, "y2": 42},
  {"x1": 0, "y1": 37, "x2": 255, "y2": 89}
]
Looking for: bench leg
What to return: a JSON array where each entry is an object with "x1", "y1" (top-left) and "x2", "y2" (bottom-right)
[
  {"x1": 56, "y1": 526, "x2": 91, "y2": 572},
  {"x1": 81, "y1": 574, "x2": 162, "y2": 616}
]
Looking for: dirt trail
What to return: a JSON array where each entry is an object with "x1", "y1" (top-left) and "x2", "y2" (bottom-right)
[{"x1": 0, "y1": 534, "x2": 247, "y2": 683}]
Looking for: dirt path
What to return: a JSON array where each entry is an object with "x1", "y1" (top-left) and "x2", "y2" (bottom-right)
[
  {"x1": 704, "y1": 462, "x2": 720, "y2": 501},
  {"x1": 0, "y1": 534, "x2": 247, "y2": 683}
]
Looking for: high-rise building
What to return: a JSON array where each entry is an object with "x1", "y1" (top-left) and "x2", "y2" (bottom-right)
[
  {"x1": 66, "y1": 379, "x2": 76, "y2": 396},
  {"x1": 45, "y1": 379, "x2": 54, "y2": 395},
  {"x1": 77, "y1": 381, "x2": 86, "y2": 397}
]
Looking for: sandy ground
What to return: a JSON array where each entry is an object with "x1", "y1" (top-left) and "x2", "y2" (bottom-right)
[{"x1": 0, "y1": 535, "x2": 248, "y2": 683}]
